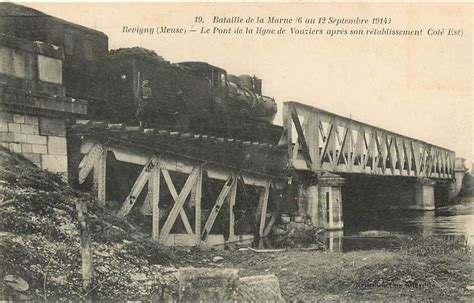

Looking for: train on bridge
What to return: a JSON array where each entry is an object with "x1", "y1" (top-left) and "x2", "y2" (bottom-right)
[{"x1": 0, "y1": 3, "x2": 281, "y2": 143}]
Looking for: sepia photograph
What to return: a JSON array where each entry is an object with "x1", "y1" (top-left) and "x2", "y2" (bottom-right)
[{"x1": 0, "y1": 1, "x2": 472, "y2": 301}]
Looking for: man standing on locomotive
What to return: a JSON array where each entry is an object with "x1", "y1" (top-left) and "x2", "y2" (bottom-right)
[{"x1": 135, "y1": 79, "x2": 152, "y2": 127}]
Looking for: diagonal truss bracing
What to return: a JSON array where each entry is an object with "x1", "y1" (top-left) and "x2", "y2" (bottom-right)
[
  {"x1": 78, "y1": 139, "x2": 281, "y2": 246},
  {"x1": 280, "y1": 101, "x2": 455, "y2": 179}
]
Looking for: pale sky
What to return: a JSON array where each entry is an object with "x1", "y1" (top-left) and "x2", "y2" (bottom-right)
[{"x1": 23, "y1": 2, "x2": 473, "y2": 168}]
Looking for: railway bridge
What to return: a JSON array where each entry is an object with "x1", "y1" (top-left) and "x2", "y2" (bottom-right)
[
  {"x1": 280, "y1": 101, "x2": 457, "y2": 230},
  {"x1": 68, "y1": 101, "x2": 458, "y2": 246},
  {"x1": 0, "y1": 32, "x2": 460, "y2": 247}
]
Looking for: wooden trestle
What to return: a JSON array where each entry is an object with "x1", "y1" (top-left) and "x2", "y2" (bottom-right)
[{"x1": 75, "y1": 129, "x2": 285, "y2": 246}]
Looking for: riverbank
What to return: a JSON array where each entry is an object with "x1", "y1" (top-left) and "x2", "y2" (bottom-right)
[
  {"x1": 0, "y1": 147, "x2": 472, "y2": 301},
  {"x1": 164, "y1": 236, "x2": 472, "y2": 301}
]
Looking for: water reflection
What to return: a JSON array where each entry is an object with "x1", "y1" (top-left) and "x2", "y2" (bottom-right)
[
  {"x1": 325, "y1": 230, "x2": 343, "y2": 252},
  {"x1": 326, "y1": 198, "x2": 474, "y2": 252}
]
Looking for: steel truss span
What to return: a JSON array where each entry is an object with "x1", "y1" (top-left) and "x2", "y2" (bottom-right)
[{"x1": 280, "y1": 101, "x2": 455, "y2": 179}]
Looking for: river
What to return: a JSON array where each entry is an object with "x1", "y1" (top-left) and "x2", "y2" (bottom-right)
[{"x1": 326, "y1": 198, "x2": 474, "y2": 252}]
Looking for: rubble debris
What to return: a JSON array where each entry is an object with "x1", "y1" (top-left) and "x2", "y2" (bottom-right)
[
  {"x1": 178, "y1": 267, "x2": 285, "y2": 302},
  {"x1": 236, "y1": 274, "x2": 285, "y2": 302},
  {"x1": 270, "y1": 214, "x2": 326, "y2": 249},
  {"x1": 178, "y1": 268, "x2": 239, "y2": 302},
  {"x1": 3, "y1": 275, "x2": 29, "y2": 291},
  {"x1": 212, "y1": 256, "x2": 224, "y2": 262}
]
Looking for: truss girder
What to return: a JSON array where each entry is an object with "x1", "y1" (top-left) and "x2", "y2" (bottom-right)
[{"x1": 281, "y1": 102, "x2": 455, "y2": 179}]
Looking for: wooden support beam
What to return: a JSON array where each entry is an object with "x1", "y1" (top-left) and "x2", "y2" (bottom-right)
[
  {"x1": 228, "y1": 177, "x2": 238, "y2": 242},
  {"x1": 140, "y1": 193, "x2": 152, "y2": 215},
  {"x1": 159, "y1": 166, "x2": 200, "y2": 243},
  {"x1": 107, "y1": 143, "x2": 278, "y2": 187},
  {"x1": 263, "y1": 213, "x2": 277, "y2": 237},
  {"x1": 78, "y1": 143, "x2": 105, "y2": 184},
  {"x1": 161, "y1": 169, "x2": 194, "y2": 235},
  {"x1": 258, "y1": 181, "x2": 270, "y2": 237},
  {"x1": 201, "y1": 173, "x2": 236, "y2": 240},
  {"x1": 75, "y1": 199, "x2": 93, "y2": 292},
  {"x1": 150, "y1": 167, "x2": 160, "y2": 241},
  {"x1": 117, "y1": 155, "x2": 159, "y2": 217},
  {"x1": 192, "y1": 168, "x2": 203, "y2": 245},
  {"x1": 93, "y1": 148, "x2": 107, "y2": 205}
]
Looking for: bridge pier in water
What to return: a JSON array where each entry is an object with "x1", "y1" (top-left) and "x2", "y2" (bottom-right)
[
  {"x1": 296, "y1": 173, "x2": 457, "y2": 231},
  {"x1": 298, "y1": 172, "x2": 345, "y2": 230},
  {"x1": 410, "y1": 178, "x2": 435, "y2": 210}
]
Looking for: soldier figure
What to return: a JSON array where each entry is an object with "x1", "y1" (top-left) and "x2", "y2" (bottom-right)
[{"x1": 135, "y1": 79, "x2": 152, "y2": 127}]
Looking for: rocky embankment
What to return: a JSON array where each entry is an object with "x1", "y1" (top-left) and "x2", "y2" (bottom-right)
[{"x1": 0, "y1": 147, "x2": 180, "y2": 300}]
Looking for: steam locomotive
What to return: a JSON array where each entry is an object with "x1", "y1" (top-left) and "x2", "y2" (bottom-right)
[{"x1": 0, "y1": 3, "x2": 281, "y2": 142}]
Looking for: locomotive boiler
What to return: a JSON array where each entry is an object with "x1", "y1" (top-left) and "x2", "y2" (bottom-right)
[{"x1": 104, "y1": 48, "x2": 278, "y2": 139}]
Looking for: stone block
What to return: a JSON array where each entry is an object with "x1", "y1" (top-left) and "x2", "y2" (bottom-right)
[
  {"x1": 281, "y1": 214, "x2": 291, "y2": 224},
  {"x1": 293, "y1": 215, "x2": 304, "y2": 223},
  {"x1": 13, "y1": 114, "x2": 25, "y2": 123},
  {"x1": 234, "y1": 275, "x2": 284, "y2": 302},
  {"x1": 41, "y1": 155, "x2": 68, "y2": 173},
  {"x1": 47, "y1": 136, "x2": 67, "y2": 155},
  {"x1": 37, "y1": 55, "x2": 62, "y2": 84},
  {"x1": 0, "y1": 121, "x2": 8, "y2": 132},
  {"x1": 24, "y1": 115, "x2": 39, "y2": 125},
  {"x1": 21, "y1": 143, "x2": 32, "y2": 153},
  {"x1": 179, "y1": 268, "x2": 239, "y2": 302},
  {"x1": 39, "y1": 117, "x2": 66, "y2": 137},
  {"x1": 20, "y1": 124, "x2": 39, "y2": 134},
  {"x1": 31, "y1": 144, "x2": 47, "y2": 154},
  {"x1": 13, "y1": 133, "x2": 27, "y2": 143},
  {"x1": 8, "y1": 143, "x2": 21, "y2": 153},
  {"x1": 26, "y1": 134, "x2": 47, "y2": 145},
  {"x1": 7, "y1": 122, "x2": 21, "y2": 133},
  {"x1": 23, "y1": 153, "x2": 41, "y2": 166},
  {"x1": 12, "y1": 50, "x2": 26, "y2": 78},
  {"x1": 0, "y1": 112, "x2": 13, "y2": 122},
  {"x1": 0, "y1": 132, "x2": 14, "y2": 143},
  {"x1": 1, "y1": 142, "x2": 9, "y2": 148}
]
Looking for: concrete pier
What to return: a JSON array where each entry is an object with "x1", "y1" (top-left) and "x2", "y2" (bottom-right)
[
  {"x1": 410, "y1": 178, "x2": 435, "y2": 210},
  {"x1": 455, "y1": 157, "x2": 469, "y2": 196},
  {"x1": 318, "y1": 173, "x2": 345, "y2": 229},
  {"x1": 298, "y1": 172, "x2": 345, "y2": 230}
]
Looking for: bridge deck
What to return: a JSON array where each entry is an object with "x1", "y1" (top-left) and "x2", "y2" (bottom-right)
[{"x1": 279, "y1": 101, "x2": 455, "y2": 179}]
